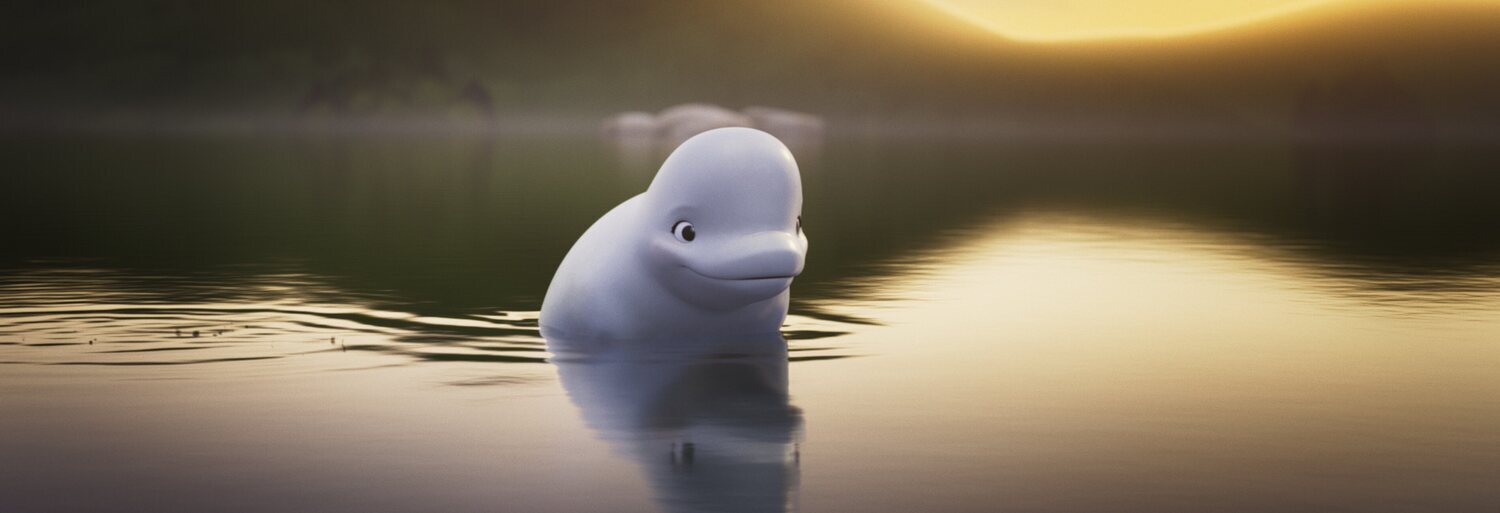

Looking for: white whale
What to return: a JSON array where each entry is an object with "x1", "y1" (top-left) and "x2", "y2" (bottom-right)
[{"x1": 540, "y1": 127, "x2": 808, "y2": 346}]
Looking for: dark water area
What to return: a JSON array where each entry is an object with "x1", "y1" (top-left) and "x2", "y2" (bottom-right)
[{"x1": 2, "y1": 133, "x2": 1499, "y2": 512}]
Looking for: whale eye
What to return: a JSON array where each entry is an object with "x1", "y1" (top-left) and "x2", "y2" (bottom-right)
[{"x1": 672, "y1": 221, "x2": 696, "y2": 243}]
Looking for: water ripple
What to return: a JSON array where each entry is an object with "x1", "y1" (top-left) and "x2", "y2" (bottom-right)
[{"x1": 0, "y1": 268, "x2": 859, "y2": 375}]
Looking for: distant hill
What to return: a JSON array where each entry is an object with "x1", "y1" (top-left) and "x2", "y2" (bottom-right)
[{"x1": 2, "y1": 0, "x2": 1498, "y2": 139}]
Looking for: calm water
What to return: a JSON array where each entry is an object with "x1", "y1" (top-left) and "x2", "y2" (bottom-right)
[{"x1": 2, "y1": 134, "x2": 1499, "y2": 512}]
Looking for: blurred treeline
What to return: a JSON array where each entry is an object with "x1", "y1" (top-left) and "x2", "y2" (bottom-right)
[{"x1": 3, "y1": 0, "x2": 1499, "y2": 138}]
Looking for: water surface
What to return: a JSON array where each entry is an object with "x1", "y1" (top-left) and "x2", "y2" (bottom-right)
[{"x1": 1, "y1": 135, "x2": 1498, "y2": 512}]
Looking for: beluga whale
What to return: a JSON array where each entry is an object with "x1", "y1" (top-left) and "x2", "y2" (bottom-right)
[{"x1": 541, "y1": 127, "x2": 807, "y2": 350}]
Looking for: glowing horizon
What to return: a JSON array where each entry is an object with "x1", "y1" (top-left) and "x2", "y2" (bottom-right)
[{"x1": 919, "y1": 0, "x2": 1361, "y2": 42}]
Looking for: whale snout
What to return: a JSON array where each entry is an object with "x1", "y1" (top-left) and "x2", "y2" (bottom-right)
[{"x1": 691, "y1": 231, "x2": 805, "y2": 281}]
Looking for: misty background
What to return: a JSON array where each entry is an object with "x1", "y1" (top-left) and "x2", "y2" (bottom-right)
[{"x1": 4, "y1": 0, "x2": 1500, "y2": 140}]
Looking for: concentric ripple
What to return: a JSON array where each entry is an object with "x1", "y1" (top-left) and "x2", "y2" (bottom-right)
[{"x1": 0, "y1": 266, "x2": 856, "y2": 377}]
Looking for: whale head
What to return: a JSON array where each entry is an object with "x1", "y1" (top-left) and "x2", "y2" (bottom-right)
[{"x1": 642, "y1": 127, "x2": 808, "y2": 311}]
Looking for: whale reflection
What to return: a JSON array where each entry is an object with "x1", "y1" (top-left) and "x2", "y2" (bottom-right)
[{"x1": 553, "y1": 338, "x2": 802, "y2": 513}]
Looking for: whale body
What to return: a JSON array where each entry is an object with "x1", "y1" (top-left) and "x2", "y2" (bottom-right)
[{"x1": 540, "y1": 127, "x2": 807, "y2": 346}]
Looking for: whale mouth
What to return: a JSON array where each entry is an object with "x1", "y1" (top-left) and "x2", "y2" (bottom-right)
[{"x1": 682, "y1": 266, "x2": 796, "y2": 282}]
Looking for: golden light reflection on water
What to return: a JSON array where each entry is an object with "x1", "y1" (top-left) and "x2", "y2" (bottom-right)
[
  {"x1": 794, "y1": 213, "x2": 1500, "y2": 512},
  {"x1": 9, "y1": 132, "x2": 1500, "y2": 511},
  {"x1": 3, "y1": 211, "x2": 1499, "y2": 511}
]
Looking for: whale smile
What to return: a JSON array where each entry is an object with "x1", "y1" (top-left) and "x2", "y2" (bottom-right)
[{"x1": 683, "y1": 265, "x2": 797, "y2": 282}]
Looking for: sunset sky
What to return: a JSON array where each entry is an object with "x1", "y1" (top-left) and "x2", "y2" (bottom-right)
[
  {"x1": 5, "y1": 0, "x2": 1500, "y2": 126},
  {"x1": 919, "y1": 0, "x2": 1434, "y2": 41}
]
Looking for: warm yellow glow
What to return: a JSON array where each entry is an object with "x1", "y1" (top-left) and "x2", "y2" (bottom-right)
[{"x1": 919, "y1": 0, "x2": 1359, "y2": 41}]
